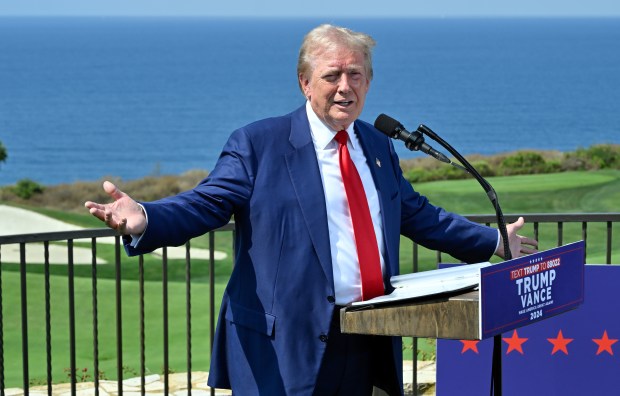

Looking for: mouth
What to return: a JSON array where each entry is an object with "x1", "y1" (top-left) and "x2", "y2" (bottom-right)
[{"x1": 333, "y1": 100, "x2": 354, "y2": 107}]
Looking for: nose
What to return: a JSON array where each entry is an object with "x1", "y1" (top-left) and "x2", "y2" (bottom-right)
[{"x1": 337, "y1": 74, "x2": 351, "y2": 95}]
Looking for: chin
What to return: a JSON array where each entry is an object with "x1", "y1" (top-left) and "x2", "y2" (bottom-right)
[{"x1": 331, "y1": 114, "x2": 355, "y2": 126}]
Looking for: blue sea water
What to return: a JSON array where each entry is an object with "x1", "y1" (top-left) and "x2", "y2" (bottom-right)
[{"x1": 0, "y1": 17, "x2": 619, "y2": 186}]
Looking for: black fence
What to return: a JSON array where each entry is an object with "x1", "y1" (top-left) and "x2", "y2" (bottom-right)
[{"x1": 0, "y1": 214, "x2": 618, "y2": 396}]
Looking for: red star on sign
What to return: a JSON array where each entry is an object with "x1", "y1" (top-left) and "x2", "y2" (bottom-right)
[
  {"x1": 460, "y1": 340, "x2": 480, "y2": 354},
  {"x1": 502, "y1": 329, "x2": 528, "y2": 355},
  {"x1": 547, "y1": 329, "x2": 574, "y2": 355},
  {"x1": 592, "y1": 330, "x2": 618, "y2": 356}
]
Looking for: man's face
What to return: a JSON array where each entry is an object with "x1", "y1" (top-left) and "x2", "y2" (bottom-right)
[{"x1": 299, "y1": 46, "x2": 370, "y2": 131}]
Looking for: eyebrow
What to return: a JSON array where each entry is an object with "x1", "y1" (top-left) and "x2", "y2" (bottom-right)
[{"x1": 323, "y1": 65, "x2": 364, "y2": 74}]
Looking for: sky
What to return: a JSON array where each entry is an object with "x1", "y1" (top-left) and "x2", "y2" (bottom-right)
[{"x1": 1, "y1": 0, "x2": 619, "y2": 17}]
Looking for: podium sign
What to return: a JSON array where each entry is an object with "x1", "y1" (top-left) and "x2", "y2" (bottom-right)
[
  {"x1": 437, "y1": 264, "x2": 620, "y2": 396},
  {"x1": 479, "y1": 240, "x2": 585, "y2": 339},
  {"x1": 340, "y1": 242, "x2": 585, "y2": 340}
]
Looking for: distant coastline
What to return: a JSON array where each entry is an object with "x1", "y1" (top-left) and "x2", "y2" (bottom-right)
[{"x1": 1, "y1": 145, "x2": 618, "y2": 216}]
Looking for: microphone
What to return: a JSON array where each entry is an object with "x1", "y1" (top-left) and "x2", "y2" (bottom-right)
[{"x1": 374, "y1": 114, "x2": 451, "y2": 164}]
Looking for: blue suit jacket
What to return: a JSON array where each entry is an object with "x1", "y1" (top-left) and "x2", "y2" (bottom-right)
[{"x1": 126, "y1": 105, "x2": 498, "y2": 395}]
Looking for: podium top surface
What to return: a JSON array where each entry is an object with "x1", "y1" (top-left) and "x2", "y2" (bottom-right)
[{"x1": 340, "y1": 290, "x2": 480, "y2": 340}]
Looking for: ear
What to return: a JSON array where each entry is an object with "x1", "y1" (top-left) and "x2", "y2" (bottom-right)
[{"x1": 299, "y1": 73, "x2": 311, "y2": 98}]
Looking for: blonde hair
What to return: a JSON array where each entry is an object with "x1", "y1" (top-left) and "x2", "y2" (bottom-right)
[{"x1": 297, "y1": 24, "x2": 376, "y2": 93}]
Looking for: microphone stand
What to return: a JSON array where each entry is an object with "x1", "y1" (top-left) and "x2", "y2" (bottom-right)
[{"x1": 416, "y1": 124, "x2": 512, "y2": 396}]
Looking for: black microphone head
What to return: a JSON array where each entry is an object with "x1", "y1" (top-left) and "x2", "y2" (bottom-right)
[{"x1": 374, "y1": 114, "x2": 402, "y2": 137}]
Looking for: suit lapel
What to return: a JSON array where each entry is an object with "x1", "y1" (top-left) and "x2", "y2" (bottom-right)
[{"x1": 285, "y1": 107, "x2": 334, "y2": 287}]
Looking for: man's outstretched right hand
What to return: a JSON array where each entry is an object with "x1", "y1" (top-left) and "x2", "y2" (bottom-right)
[{"x1": 84, "y1": 181, "x2": 147, "y2": 235}]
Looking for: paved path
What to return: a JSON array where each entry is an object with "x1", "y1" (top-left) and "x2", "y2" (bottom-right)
[
  {"x1": 3, "y1": 361, "x2": 436, "y2": 395},
  {"x1": 0, "y1": 205, "x2": 226, "y2": 264},
  {"x1": 0, "y1": 205, "x2": 85, "y2": 235}
]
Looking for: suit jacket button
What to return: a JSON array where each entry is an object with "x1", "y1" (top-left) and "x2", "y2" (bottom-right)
[
  {"x1": 319, "y1": 334, "x2": 328, "y2": 343},
  {"x1": 327, "y1": 295, "x2": 335, "y2": 303}
]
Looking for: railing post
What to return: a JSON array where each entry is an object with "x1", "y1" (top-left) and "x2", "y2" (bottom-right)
[
  {"x1": 607, "y1": 221, "x2": 613, "y2": 265},
  {"x1": 209, "y1": 231, "x2": 216, "y2": 396},
  {"x1": 162, "y1": 247, "x2": 169, "y2": 395},
  {"x1": 91, "y1": 238, "x2": 100, "y2": 396},
  {"x1": 19, "y1": 243, "x2": 29, "y2": 396},
  {"x1": 413, "y1": 242, "x2": 419, "y2": 273},
  {"x1": 115, "y1": 236, "x2": 123, "y2": 396},
  {"x1": 44, "y1": 241, "x2": 52, "y2": 396},
  {"x1": 0, "y1": 246, "x2": 5, "y2": 396},
  {"x1": 68, "y1": 239, "x2": 77, "y2": 394},
  {"x1": 139, "y1": 255, "x2": 145, "y2": 396},
  {"x1": 185, "y1": 242, "x2": 192, "y2": 395},
  {"x1": 412, "y1": 242, "x2": 418, "y2": 396}
]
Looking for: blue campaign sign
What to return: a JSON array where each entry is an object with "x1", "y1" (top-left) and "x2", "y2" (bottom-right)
[
  {"x1": 479, "y1": 241, "x2": 585, "y2": 339},
  {"x1": 437, "y1": 264, "x2": 620, "y2": 396}
]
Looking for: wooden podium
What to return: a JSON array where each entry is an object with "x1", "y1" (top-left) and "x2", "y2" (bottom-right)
[
  {"x1": 340, "y1": 242, "x2": 585, "y2": 395},
  {"x1": 340, "y1": 289, "x2": 480, "y2": 339},
  {"x1": 341, "y1": 241, "x2": 584, "y2": 340}
]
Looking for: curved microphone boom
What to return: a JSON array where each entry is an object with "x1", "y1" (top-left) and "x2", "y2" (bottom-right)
[{"x1": 374, "y1": 113, "x2": 512, "y2": 396}]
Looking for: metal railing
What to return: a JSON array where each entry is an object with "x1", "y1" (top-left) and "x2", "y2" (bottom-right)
[{"x1": 0, "y1": 214, "x2": 618, "y2": 395}]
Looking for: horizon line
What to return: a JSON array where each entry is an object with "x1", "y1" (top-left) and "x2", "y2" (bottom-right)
[{"x1": 1, "y1": 14, "x2": 620, "y2": 19}]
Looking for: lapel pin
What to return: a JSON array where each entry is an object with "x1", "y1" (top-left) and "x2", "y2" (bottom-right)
[{"x1": 376, "y1": 158, "x2": 381, "y2": 167}]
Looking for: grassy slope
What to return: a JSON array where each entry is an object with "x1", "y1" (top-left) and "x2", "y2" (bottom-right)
[
  {"x1": 399, "y1": 170, "x2": 620, "y2": 271},
  {"x1": 414, "y1": 171, "x2": 619, "y2": 213},
  {"x1": 2, "y1": 170, "x2": 619, "y2": 385}
]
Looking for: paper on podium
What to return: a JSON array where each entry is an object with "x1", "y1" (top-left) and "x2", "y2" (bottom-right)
[{"x1": 350, "y1": 262, "x2": 493, "y2": 307}]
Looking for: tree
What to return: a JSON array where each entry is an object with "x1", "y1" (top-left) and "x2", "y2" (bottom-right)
[{"x1": 0, "y1": 140, "x2": 6, "y2": 164}]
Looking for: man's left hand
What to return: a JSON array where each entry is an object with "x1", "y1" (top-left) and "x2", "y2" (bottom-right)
[{"x1": 495, "y1": 216, "x2": 538, "y2": 259}]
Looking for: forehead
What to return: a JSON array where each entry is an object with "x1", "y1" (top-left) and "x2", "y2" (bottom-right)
[{"x1": 311, "y1": 47, "x2": 365, "y2": 71}]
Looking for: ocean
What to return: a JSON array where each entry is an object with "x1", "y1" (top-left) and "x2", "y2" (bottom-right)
[{"x1": 0, "y1": 17, "x2": 619, "y2": 186}]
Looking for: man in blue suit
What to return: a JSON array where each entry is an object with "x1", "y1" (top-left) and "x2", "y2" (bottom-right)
[{"x1": 86, "y1": 24, "x2": 536, "y2": 395}]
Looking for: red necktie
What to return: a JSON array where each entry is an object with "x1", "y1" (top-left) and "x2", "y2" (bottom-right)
[{"x1": 335, "y1": 130, "x2": 384, "y2": 300}]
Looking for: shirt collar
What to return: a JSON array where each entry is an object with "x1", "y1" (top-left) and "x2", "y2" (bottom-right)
[{"x1": 305, "y1": 101, "x2": 357, "y2": 150}]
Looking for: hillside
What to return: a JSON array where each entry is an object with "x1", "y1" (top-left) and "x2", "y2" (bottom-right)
[{"x1": 0, "y1": 144, "x2": 617, "y2": 216}]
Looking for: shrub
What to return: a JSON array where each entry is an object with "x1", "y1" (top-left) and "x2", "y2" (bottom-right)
[
  {"x1": 12, "y1": 170, "x2": 211, "y2": 213},
  {"x1": 470, "y1": 160, "x2": 496, "y2": 178},
  {"x1": 404, "y1": 168, "x2": 428, "y2": 183},
  {"x1": 12, "y1": 179, "x2": 44, "y2": 199},
  {"x1": 565, "y1": 144, "x2": 620, "y2": 170},
  {"x1": 560, "y1": 155, "x2": 588, "y2": 171},
  {"x1": 544, "y1": 159, "x2": 562, "y2": 173},
  {"x1": 499, "y1": 151, "x2": 548, "y2": 175},
  {"x1": 432, "y1": 164, "x2": 471, "y2": 181}
]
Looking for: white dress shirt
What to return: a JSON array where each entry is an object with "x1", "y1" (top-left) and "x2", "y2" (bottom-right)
[{"x1": 306, "y1": 102, "x2": 386, "y2": 305}]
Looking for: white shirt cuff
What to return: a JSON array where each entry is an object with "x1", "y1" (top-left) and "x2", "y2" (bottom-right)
[{"x1": 129, "y1": 203, "x2": 148, "y2": 248}]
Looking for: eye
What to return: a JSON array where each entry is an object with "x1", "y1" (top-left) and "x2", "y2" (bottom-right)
[
  {"x1": 323, "y1": 74, "x2": 338, "y2": 83},
  {"x1": 350, "y1": 71, "x2": 363, "y2": 80}
]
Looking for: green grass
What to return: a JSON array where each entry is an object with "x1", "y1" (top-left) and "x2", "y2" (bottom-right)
[
  {"x1": 1, "y1": 234, "x2": 235, "y2": 387},
  {"x1": 2, "y1": 170, "x2": 619, "y2": 385},
  {"x1": 412, "y1": 170, "x2": 620, "y2": 214},
  {"x1": 2, "y1": 272, "x2": 229, "y2": 386},
  {"x1": 401, "y1": 170, "x2": 620, "y2": 270}
]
